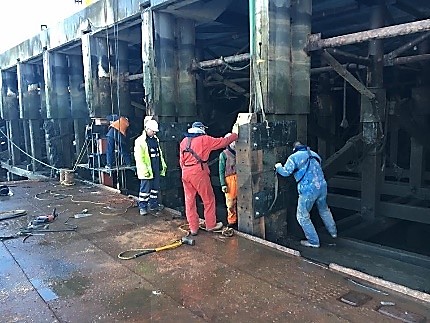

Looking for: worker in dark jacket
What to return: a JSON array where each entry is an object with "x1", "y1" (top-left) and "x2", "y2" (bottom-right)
[
  {"x1": 219, "y1": 136, "x2": 237, "y2": 227},
  {"x1": 179, "y1": 121, "x2": 238, "y2": 235},
  {"x1": 106, "y1": 114, "x2": 132, "y2": 168},
  {"x1": 275, "y1": 141, "x2": 337, "y2": 248}
]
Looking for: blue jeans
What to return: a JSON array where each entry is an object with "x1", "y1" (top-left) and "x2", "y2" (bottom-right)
[
  {"x1": 138, "y1": 177, "x2": 160, "y2": 210},
  {"x1": 106, "y1": 128, "x2": 131, "y2": 167},
  {"x1": 296, "y1": 184, "x2": 337, "y2": 245}
]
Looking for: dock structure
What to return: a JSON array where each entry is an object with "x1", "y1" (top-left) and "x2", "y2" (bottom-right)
[{"x1": 1, "y1": 0, "x2": 430, "y2": 301}]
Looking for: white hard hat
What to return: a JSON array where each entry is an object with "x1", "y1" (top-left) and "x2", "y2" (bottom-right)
[{"x1": 145, "y1": 119, "x2": 159, "y2": 132}]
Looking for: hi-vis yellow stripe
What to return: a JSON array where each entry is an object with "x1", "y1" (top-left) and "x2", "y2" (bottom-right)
[{"x1": 85, "y1": 0, "x2": 95, "y2": 5}]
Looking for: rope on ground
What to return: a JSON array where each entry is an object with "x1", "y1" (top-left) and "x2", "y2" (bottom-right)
[
  {"x1": 34, "y1": 189, "x2": 135, "y2": 215},
  {"x1": 179, "y1": 221, "x2": 234, "y2": 238}
]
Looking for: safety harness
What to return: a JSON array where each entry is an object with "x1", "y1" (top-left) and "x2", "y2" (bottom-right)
[
  {"x1": 294, "y1": 147, "x2": 321, "y2": 184},
  {"x1": 182, "y1": 136, "x2": 207, "y2": 169}
]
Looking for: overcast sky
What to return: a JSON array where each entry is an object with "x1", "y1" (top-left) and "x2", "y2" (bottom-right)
[{"x1": 0, "y1": 0, "x2": 86, "y2": 53}]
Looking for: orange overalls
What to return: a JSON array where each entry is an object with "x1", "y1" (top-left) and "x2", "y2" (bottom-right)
[{"x1": 179, "y1": 133, "x2": 238, "y2": 233}]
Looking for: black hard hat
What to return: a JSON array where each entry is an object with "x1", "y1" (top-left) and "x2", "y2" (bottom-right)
[
  {"x1": 292, "y1": 141, "x2": 307, "y2": 153},
  {"x1": 293, "y1": 141, "x2": 303, "y2": 150},
  {"x1": 0, "y1": 185, "x2": 9, "y2": 196}
]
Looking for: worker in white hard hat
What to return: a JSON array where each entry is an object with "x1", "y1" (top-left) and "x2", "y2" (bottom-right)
[{"x1": 134, "y1": 119, "x2": 167, "y2": 216}]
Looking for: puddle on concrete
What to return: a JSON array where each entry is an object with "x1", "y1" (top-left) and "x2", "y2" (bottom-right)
[
  {"x1": 51, "y1": 275, "x2": 91, "y2": 297},
  {"x1": 113, "y1": 288, "x2": 154, "y2": 314},
  {"x1": 30, "y1": 279, "x2": 58, "y2": 302}
]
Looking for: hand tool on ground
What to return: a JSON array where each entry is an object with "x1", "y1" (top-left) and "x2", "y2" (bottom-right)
[
  {"x1": 30, "y1": 208, "x2": 58, "y2": 225},
  {"x1": 118, "y1": 236, "x2": 195, "y2": 260}
]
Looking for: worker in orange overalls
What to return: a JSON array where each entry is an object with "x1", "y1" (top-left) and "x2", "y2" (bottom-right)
[
  {"x1": 179, "y1": 121, "x2": 238, "y2": 235},
  {"x1": 219, "y1": 135, "x2": 237, "y2": 227},
  {"x1": 106, "y1": 114, "x2": 132, "y2": 168}
]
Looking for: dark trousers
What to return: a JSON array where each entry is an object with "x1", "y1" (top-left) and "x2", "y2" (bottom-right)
[{"x1": 138, "y1": 175, "x2": 160, "y2": 210}]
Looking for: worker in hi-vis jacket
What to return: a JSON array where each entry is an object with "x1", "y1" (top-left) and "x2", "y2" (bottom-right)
[{"x1": 134, "y1": 119, "x2": 167, "y2": 216}]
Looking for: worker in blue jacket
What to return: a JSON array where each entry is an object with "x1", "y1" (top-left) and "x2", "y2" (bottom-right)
[{"x1": 275, "y1": 141, "x2": 337, "y2": 248}]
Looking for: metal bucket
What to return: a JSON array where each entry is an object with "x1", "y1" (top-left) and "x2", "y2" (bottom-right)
[{"x1": 61, "y1": 169, "x2": 75, "y2": 186}]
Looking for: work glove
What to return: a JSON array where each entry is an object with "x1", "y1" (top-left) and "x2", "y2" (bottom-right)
[
  {"x1": 232, "y1": 123, "x2": 239, "y2": 134},
  {"x1": 274, "y1": 162, "x2": 283, "y2": 169},
  {"x1": 221, "y1": 186, "x2": 228, "y2": 193}
]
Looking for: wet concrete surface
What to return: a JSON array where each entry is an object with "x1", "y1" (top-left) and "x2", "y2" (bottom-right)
[{"x1": 1, "y1": 180, "x2": 429, "y2": 322}]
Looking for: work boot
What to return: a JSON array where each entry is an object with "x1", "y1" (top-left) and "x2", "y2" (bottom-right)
[
  {"x1": 227, "y1": 222, "x2": 237, "y2": 229},
  {"x1": 331, "y1": 233, "x2": 337, "y2": 239},
  {"x1": 149, "y1": 204, "x2": 164, "y2": 213},
  {"x1": 300, "y1": 240, "x2": 320, "y2": 248},
  {"x1": 206, "y1": 222, "x2": 223, "y2": 232},
  {"x1": 139, "y1": 208, "x2": 148, "y2": 216}
]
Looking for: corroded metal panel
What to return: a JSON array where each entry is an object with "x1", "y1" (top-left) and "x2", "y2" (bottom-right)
[{"x1": 237, "y1": 120, "x2": 296, "y2": 234}]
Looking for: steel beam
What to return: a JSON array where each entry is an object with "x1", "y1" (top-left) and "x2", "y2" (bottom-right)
[
  {"x1": 360, "y1": 3, "x2": 385, "y2": 222},
  {"x1": 328, "y1": 176, "x2": 430, "y2": 200},
  {"x1": 321, "y1": 50, "x2": 375, "y2": 100},
  {"x1": 210, "y1": 73, "x2": 249, "y2": 98},
  {"x1": 126, "y1": 73, "x2": 144, "y2": 81},
  {"x1": 191, "y1": 53, "x2": 250, "y2": 71},
  {"x1": 327, "y1": 193, "x2": 361, "y2": 212},
  {"x1": 384, "y1": 32, "x2": 430, "y2": 63},
  {"x1": 392, "y1": 53, "x2": 430, "y2": 65},
  {"x1": 307, "y1": 19, "x2": 430, "y2": 51},
  {"x1": 326, "y1": 48, "x2": 371, "y2": 65},
  {"x1": 410, "y1": 138, "x2": 424, "y2": 193},
  {"x1": 380, "y1": 202, "x2": 430, "y2": 225},
  {"x1": 328, "y1": 193, "x2": 430, "y2": 225},
  {"x1": 322, "y1": 133, "x2": 363, "y2": 180}
]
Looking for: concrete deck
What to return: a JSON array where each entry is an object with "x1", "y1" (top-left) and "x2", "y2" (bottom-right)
[{"x1": 1, "y1": 180, "x2": 429, "y2": 322}]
